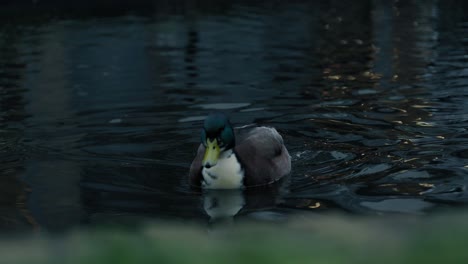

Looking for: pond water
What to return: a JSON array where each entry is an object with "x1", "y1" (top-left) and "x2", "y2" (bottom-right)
[{"x1": 0, "y1": 0, "x2": 467, "y2": 232}]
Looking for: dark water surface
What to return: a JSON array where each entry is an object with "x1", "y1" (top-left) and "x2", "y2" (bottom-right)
[{"x1": 1, "y1": 0, "x2": 467, "y2": 232}]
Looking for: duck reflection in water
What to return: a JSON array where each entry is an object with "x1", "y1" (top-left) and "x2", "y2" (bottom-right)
[{"x1": 202, "y1": 180, "x2": 289, "y2": 223}]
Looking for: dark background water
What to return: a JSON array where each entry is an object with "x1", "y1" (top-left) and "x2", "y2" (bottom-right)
[{"x1": 0, "y1": 0, "x2": 467, "y2": 233}]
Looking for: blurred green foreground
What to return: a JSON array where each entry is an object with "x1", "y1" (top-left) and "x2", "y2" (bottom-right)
[{"x1": 1, "y1": 213, "x2": 468, "y2": 264}]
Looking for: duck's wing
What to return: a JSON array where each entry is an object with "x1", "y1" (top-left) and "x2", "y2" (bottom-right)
[
  {"x1": 234, "y1": 127, "x2": 291, "y2": 187},
  {"x1": 189, "y1": 144, "x2": 205, "y2": 187}
]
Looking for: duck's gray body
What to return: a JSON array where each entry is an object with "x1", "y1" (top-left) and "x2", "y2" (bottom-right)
[{"x1": 189, "y1": 126, "x2": 291, "y2": 189}]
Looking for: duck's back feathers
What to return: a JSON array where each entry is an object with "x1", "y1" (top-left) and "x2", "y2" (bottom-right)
[{"x1": 234, "y1": 127, "x2": 290, "y2": 186}]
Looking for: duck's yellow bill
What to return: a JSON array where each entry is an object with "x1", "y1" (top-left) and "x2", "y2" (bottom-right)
[{"x1": 202, "y1": 138, "x2": 220, "y2": 167}]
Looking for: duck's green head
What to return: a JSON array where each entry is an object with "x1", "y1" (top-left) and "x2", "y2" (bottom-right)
[{"x1": 201, "y1": 113, "x2": 235, "y2": 168}]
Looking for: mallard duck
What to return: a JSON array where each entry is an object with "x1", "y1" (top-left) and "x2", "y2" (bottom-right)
[{"x1": 189, "y1": 113, "x2": 291, "y2": 189}]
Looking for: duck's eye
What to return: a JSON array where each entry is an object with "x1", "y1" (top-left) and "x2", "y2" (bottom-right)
[{"x1": 217, "y1": 137, "x2": 224, "y2": 147}]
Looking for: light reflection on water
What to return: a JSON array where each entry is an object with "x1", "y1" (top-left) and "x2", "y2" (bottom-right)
[{"x1": 0, "y1": 0, "x2": 467, "y2": 232}]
